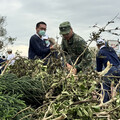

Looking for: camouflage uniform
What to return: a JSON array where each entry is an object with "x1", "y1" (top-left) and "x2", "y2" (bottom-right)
[{"x1": 61, "y1": 33, "x2": 91, "y2": 72}]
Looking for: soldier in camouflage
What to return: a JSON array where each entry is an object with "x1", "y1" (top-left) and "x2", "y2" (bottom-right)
[{"x1": 59, "y1": 21, "x2": 91, "y2": 74}]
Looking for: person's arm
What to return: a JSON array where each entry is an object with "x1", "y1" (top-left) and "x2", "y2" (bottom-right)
[
  {"x1": 61, "y1": 39, "x2": 67, "y2": 52},
  {"x1": 7, "y1": 55, "x2": 10, "y2": 61},
  {"x1": 74, "y1": 38, "x2": 92, "y2": 72},
  {"x1": 96, "y1": 56, "x2": 103, "y2": 72},
  {"x1": 30, "y1": 36, "x2": 50, "y2": 56}
]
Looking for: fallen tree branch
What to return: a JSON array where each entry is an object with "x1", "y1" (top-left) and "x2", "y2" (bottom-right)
[
  {"x1": 20, "y1": 114, "x2": 32, "y2": 120},
  {"x1": 42, "y1": 101, "x2": 54, "y2": 120},
  {"x1": 100, "y1": 82, "x2": 104, "y2": 105},
  {"x1": 97, "y1": 61, "x2": 112, "y2": 76},
  {"x1": 53, "y1": 114, "x2": 67, "y2": 120},
  {"x1": 71, "y1": 99, "x2": 98, "y2": 106},
  {"x1": 12, "y1": 106, "x2": 31, "y2": 119},
  {"x1": 108, "y1": 105, "x2": 120, "y2": 114},
  {"x1": 98, "y1": 97, "x2": 117, "y2": 107}
]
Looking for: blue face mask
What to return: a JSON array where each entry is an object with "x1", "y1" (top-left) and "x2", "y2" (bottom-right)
[{"x1": 38, "y1": 30, "x2": 46, "y2": 36}]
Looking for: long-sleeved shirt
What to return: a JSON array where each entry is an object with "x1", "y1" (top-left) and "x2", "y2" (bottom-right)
[
  {"x1": 61, "y1": 33, "x2": 92, "y2": 73},
  {"x1": 96, "y1": 46, "x2": 120, "y2": 72},
  {"x1": 7, "y1": 53, "x2": 15, "y2": 65},
  {"x1": 28, "y1": 34, "x2": 50, "y2": 59}
]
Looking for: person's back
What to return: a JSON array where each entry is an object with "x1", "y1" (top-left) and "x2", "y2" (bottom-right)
[
  {"x1": 96, "y1": 39, "x2": 120, "y2": 72},
  {"x1": 7, "y1": 49, "x2": 15, "y2": 65},
  {"x1": 7, "y1": 53, "x2": 15, "y2": 65},
  {"x1": 98, "y1": 46, "x2": 120, "y2": 68}
]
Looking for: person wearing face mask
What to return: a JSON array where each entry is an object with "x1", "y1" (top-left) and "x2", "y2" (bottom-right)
[
  {"x1": 59, "y1": 21, "x2": 92, "y2": 74},
  {"x1": 28, "y1": 21, "x2": 54, "y2": 59}
]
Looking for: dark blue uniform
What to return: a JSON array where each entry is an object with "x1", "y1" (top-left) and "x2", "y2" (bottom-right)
[
  {"x1": 0, "y1": 58, "x2": 6, "y2": 74},
  {"x1": 96, "y1": 46, "x2": 120, "y2": 102},
  {"x1": 96, "y1": 46, "x2": 120, "y2": 72},
  {"x1": 28, "y1": 34, "x2": 50, "y2": 59}
]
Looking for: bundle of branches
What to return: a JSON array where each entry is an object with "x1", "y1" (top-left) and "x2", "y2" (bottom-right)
[
  {"x1": 1, "y1": 62, "x2": 120, "y2": 119},
  {"x1": 6, "y1": 50, "x2": 65, "y2": 78},
  {"x1": 1, "y1": 16, "x2": 120, "y2": 120},
  {"x1": 1, "y1": 57, "x2": 120, "y2": 119},
  {"x1": 26, "y1": 68, "x2": 120, "y2": 120},
  {"x1": 0, "y1": 55, "x2": 67, "y2": 119},
  {"x1": 6, "y1": 56, "x2": 47, "y2": 78}
]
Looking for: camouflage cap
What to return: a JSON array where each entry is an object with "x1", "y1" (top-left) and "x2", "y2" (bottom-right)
[{"x1": 59, "y1": 21, "x2": 71, "y2": 35}]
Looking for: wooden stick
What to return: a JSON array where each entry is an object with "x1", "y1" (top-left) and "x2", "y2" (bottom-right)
[{"x1": 12, "y1": 106, "x2": 31, "y2": 118}]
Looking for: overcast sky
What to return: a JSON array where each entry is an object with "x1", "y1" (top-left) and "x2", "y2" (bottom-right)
[{"x1": 0, "y1": 0, "x2": 120, "y2": 56}]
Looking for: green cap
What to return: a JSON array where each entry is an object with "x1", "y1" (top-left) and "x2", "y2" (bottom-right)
[{"x1": 59, "y1": 21, "x2": 71, "y2": 35}]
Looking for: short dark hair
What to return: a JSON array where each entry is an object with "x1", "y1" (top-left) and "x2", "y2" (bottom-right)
[
  {"x1": 2, "y1": 56, "x2": 5, "y2": 58},
  {"x1": 97, "y1": 43, "x2": 105, "y2": 47},
  {"x1": 7, "y1": 51, "x2": 12, "y2": 54},
  {"x1": 36, "y1": 21, "x2": 47, "y2": 28}
]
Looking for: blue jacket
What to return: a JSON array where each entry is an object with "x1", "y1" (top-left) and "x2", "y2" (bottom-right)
[
  {"x1": 0, "y1": 58, "x2": 6, "y2": 74},
  {"x1": 96, "y1": 46, "x2": 120, "y2": 72},
  {"x1": 28, "y1": 34, "x2": 50, "y2": 59}
]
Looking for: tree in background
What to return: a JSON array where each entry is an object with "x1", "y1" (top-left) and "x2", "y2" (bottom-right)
[{"x1": 0, "y1": 15, "x2": 16, "y2": 55}]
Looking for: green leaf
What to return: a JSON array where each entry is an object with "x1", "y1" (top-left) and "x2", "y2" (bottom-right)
[
  {"x1": 83, "y1": 108, "x2": 89, "y2": 116},
  {"x1": 92, "y1": 106, "x2": 100, "y2": 112},
  {"x1": 77, "y1": 109, "x2": 82, "y2": 116}
]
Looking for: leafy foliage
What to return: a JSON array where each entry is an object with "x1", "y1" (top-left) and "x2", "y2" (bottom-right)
[
  {"x1": 0, "y1": 17, "x2": 120, "y2": 119},
  {"x1": 0, "y1": 73, "x2": 33, "y2": 120},
  {"x1": 0, "y1": 16, "x2": 16, "y2": 51},
  {"x1": 0, "y1": 93, "x2": 29, "y2": 120},
  {"x1": 1, "y1": 53, "x2": 120, "y2": 120}
]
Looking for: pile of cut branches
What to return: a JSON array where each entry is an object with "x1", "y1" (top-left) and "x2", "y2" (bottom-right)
[{"x1": 0, "y1": 16, "x2": 120, "y2": 120}]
